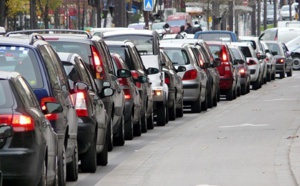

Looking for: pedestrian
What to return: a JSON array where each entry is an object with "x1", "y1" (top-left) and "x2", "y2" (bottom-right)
[
  {"x1": 192, "y1": 21, "x2": 202, "y2": 34},
  {"x1": 175, "y1": 25, "x2": 185, "y2": 39},
  {"x1": 184, "y1": 23, "x2": 193, "y2": 34},
  {"x1": 163, "y1": 23, "x2": 171, "y2": 34}
]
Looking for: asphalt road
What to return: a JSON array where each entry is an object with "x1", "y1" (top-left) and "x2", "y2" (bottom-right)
[{"x1": 68, "y1": 71, "x2": 300, "y2": 186}]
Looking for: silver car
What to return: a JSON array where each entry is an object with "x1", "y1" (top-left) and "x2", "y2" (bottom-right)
[{"x1": 160, "y1": 40, "x2": 208, "y2": 113}]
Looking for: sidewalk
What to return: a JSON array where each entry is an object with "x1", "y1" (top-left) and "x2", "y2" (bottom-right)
[{"x1": 290, "y1": 123, "x2": 300, "y2": 185}]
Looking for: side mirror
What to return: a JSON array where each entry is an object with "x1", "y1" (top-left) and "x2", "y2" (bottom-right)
[
  {"x1": 146, "y1": 67, "x2": 159, "y2": 75},
  {"x1": 213, "y1": 58, "x2": 221, "y2": 67},
  {"x1": 177, "y1": 66, "x2": 186, "y2": 72},
  {"x1": 101, "y1": 87, "x2": 114, "y2": 97},
  {"x1": 271, "y1": 51, "x2": 278, "y2": 56},
  {"x1": 44, "y1": 102, "x2": 63, "y2": 114},
  {"x1": 117, "y1": 69, "x2": 131, "y2": 78},
  {"x1": 74, "y1": 82, "x2": 88, "y2": 92},
  {"x1": 138, "y1": 76, "x2": 147, "y2": 83},
  {"x1": 103, "y1": 81, "x2": 111, "y2": 88},
  {"x1": 0, "y1": 125, "x2": 13, "y2": 139}
]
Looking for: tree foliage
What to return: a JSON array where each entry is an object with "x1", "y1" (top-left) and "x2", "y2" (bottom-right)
[{"x1": 6, "y1": 0, "x2": 29, "y2": 17}]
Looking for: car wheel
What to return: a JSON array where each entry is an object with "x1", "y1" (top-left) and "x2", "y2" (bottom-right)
[
  {"x1": 191, "y1": 93, "x2": 202, "y2": 113},
  {"x1": 168, "y1": 99, "x2": 176, "y2": 121},
  {"x1": 293, "y1": 57, "x2": 300, "y2": 70},
  {"x1": 212, "y1": 89, "x2": 217, "y2": 107},
  {"x1": 226, "y1": 86, "x2": 233, "y2": 101},
  {"x1": 38, "y1": 160, "x2": 47, "y2": 186},
  {"x1": 156, "y1": 102, "x2": 167, "y2": 126},
  {"x1": 176, "y1": 97, "x2": 184, "y2": 117},
  {"x1": 232, "y1": 86, "x2": 237, "y2": 99},
  {"x1": 125, "y1": 113, "x2": 134, "y2": 140},
  {"x1": 267, "y1": 71, "x2": 271, "y2": 82},
  {"x1": 66, "y1": 142, "x2": 78, "y2": 181},
  {"x1": 201, "y1": 92, "x2": 208, "y2": 111},
  {"x1": 106, "y1": 118, "x2": 113, "y2": 152},
  {"x1": 280, "y1": 71, "x2": 285, "y2": 78},
  {"x1": 141, "y1": 112, "x2": 148, "y2": 133},
  {"x1": 97, "y1": 138, "x2": 108, "y2": 166},
  {"x1": 207, "y1": 88, "x2": 213, "y2": 108},
  {"x1": 271, "y1": 72, "x2": 276, "y2": 80},
  {"x1": 241, "y1": 84, "x2": 246, "y2": 95},
  {"x1": 58, "y1": 144, "x2": 66, "y2": 186},
  {"x1": 133, "y1": 116, "x2": 142, "y2": 136},
  {"x1": 114, "y1": 115, "x2": 125, "y2": 146},
  {"x1": 81, "y1": 136, "x2": 97, "y2": 172},
  {"x1": 287, "y1": 68, "x2": 293, "y2": 77},
  {"x1": 252, "y1": 77, "x2": 260, "y2": 90},
  {"x1": 147, "y1": 109, "x2": 154, "y2": 130}
]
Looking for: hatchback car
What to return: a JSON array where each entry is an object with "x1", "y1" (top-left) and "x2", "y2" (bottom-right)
[
  {"x1": 1, "y1": 34, "x2": 78, "y2": 185},
  {"x1": 0, "y1": 71, "x2": 62, "y2": 186},
  {"x1": 58, "y1": 52, "x2": 115, "y2": 173},
  {"x1": 264, "y1": 41, "x2": 293, "y2": 78},
  {"x1": 261, "y1": 41, "x2": 276, "y2": 81}
]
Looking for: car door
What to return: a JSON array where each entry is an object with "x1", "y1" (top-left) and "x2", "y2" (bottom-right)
[{"x1": 282, "y1": 43, "x2": 293, "y2": 69}]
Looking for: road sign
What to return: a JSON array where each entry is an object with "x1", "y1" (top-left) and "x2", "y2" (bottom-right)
[{"x1": 144, "y1": 0, "x2": 153, "y2": 11}]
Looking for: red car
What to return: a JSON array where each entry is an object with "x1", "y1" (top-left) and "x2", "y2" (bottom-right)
[{"x1": 207, "y1": 41, "x2": 238, "y2": 101}]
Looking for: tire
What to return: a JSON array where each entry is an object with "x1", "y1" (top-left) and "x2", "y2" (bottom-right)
[
  {"x1": 97, "y1": 139, "x2": 108, "y2": 166},
  {"x1": 66, "y1": 143, "x2": 78, "y2": 181},
  {"x1": 280, "y1": 71, "x2": 285, "y2": 79},
  {"x1": 141, "y1": 113, "x2": 148, "y2": 133},
  {"x1": 168, "y1": 99, "x2": 176, "y2": 121},
  {"x1": 191, "y1": 94, "x2": 201, "y2": 113},
  {"x1": 293, "y1": 57, "x2": 300, "y2": 70},
  {"x1": 125, "y1": 113, "x2": 134, "y2": 140},
  {"x1": 176, "y1": 97, "x2": 184, "y2": 118},
  {"x1": 212, "y1": 90, "x2": 217, "y2": 107},
  {"x1": 58, "y1": 145, "x2": 66, "y2": 186},
  {"x1": 106, "y1": 119, "x2": 113, "y2": 152},
  {"x1": 252, "y1": 78, "x2": 260, "y2": 90},
  {"x1": 156, "y1": 102, "x2": 167, "y2": 126},
  {"x1": 207, "y1": 88, "x2": 213, "y2": 108},
  {"x1": 241, "y1": 84, "x2": 246, "y2": 95},
  {"x1": 201, "y1": 93, "x2": 208, "y2": 112},
  {"x1": 232, "y1": 86, "x2": 237, "y2": 100},
  {"x1": 267, "y1": 72, "x2": 271, "y2": 82},
  {"x1": 114, "y1": 115, "x2": 125, "y2": 146},
  {"x1": 133, "y1": 117, "x2": 142, "y2": 136},
  {"x1": 271, "y1": 72, "x2": 276, "y2": 80},
  {"x1": 147, "y1": 110, "x2": 154, "y2": 130},
  {"x1": 81, "y1": 137, "x2": 97, "y2": 173},
  {"x1": 226, "y1": 86, "x2": 233, "y2": 101},
  {"x1": 287, "y1": 68, "x2": 292, "y2": 77},
  {"x1": 38, "y1": 160, "x2": 47, "y2": 186}
]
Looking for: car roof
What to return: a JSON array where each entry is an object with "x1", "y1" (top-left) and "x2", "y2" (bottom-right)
[
  {"x1": 229, "y1": 42, "x2": 252, "y2": 47},
  {"x1": 160, "y1": 41, "x2": 190, "y2": 48},
  {"x1": 0, "y1": 71, "x2": 21, "y2": 79},
  {"x1": 103, "y1": 29, "x2": 155, "y2": 37}
]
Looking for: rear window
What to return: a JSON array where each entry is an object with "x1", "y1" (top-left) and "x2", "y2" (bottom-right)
[
  {"x1": 239, "y1": 46, "x2": 252, "y2": 58},
  {"x1": 0, "y1": 46, "x2": 43, "y2": 88},
  {"x1": 260, "y1": 29, "x2": 277, "y2": 41},
  {"x1": 48, "y1": 41, "x2": 92, "y2": 64},
  {"x1": 229, "y1": 48, "x2": 242, "y2": 60},
  {"x1": 265, "y1": 43, "x2": 282, "y2": 55},
  {"x1": 108, "y1": 45, "x2": 135, "y2": 70},
  {"x1": 196, "y1": 33, "x2": 232, "y2": 41},
  {"x1": 239, "y1": 40, "x2": 256, "y2": 50},
  {"x1": 163, "y1": 48, "x2": 190, "y2": 65},
  {"x1": 0, "y1": 80, "x2": 14, "y2": 108},
  {"x1": 208, "y1": 45, "x2": 222, "y2": 59}
]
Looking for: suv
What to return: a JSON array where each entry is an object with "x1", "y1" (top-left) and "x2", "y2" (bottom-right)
[
  {"x1": 2, "y1": 33, "x2": 78, "y2": 185},
  {"x1": 0, "y1": 71, "x2": 61, "y2": 186},
  {"x1": 105, "y1": 40, "x2": 157, "y2": 131},
  {"x1": 102, "y1": 30, "x2": 169, "y2": 126},
  {"x1": 207, "y1": 41, "x2": 238, "y2": 101},
  {"x1": 58, "y1": 52, "x2": 115, "y2": 173}
]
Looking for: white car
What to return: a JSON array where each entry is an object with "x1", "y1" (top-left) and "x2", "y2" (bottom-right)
[{"x1": 280, "y1": 4, "x2": 297, "y2": 21}]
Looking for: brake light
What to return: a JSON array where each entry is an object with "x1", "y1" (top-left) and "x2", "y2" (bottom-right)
[
  {"x1": 277, "y1": 58, "x2": 285, "y2": 63},
  {"x1": 182, "y1": 69, "x2": 197, "y2": 80},
  {"x1": 72, "y1": 92, "x2": 89, "y2": 117},
  {"x1": 40, "y1": 97, "x2": 59, "y2": 121},
  {"x1": 247, "y1": 59, "x2": 257, "y2": 65},
  {"x1": 91, "y1": 46, "x2": 105, "y2": 80},
  {"x1": 239, "y1": 68, "x2": 245, "y2": 74},
  {"x1": 118, "y1": 78, "x2": 129, "y2": 86},
  {"x1": 131, "y1": 70, "x2": 141, "y2": 88},
  {"x1": 220, "y1": 46, "x2": 228, "y2": 62},
  {"x1": 0, "y1": 114, "x2": 34, "y2": 132},
  {"x1": 123, "y1": 89, "x2": 131, "y2": 100},
  {"x1": 165, "y1": 77, "x2": 170, "y2": 84}
]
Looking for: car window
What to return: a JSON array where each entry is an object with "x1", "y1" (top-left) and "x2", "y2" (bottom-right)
[
  {"x1": 196, "y1": 33, "x2": 232, "y2": 42},
  {"x1": 163, "y1": 48, "x2": 190, "y2": 65},
  {"x1": 63, "y1": 62, "x2": 81, "y2": 91},
  {"x1": 16, "y1": 76, "x2": 40, "y2": 108},
  {"x1": 229, "y1": 48, "x2": 242, "y2": 60},
  {"x1": 266, "y1": 43, "x2": 282, "y2": 55},
  {"x1": 240, "y1": 40, "x2": 256, "y2": 50},
  {"x1": 239, "y1": 46, "x2": 252, "y2": 58},
  {"x1": 0, "y1": 46, "x2": 43, "y2": 88},
  {"x1": 0, "y1": 80, "x2": 13, "y2": 108}
]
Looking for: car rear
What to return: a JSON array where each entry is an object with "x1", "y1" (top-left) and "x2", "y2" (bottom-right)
[{"x1": 0, "y1": 78, "x2": 45, "y2": 186}]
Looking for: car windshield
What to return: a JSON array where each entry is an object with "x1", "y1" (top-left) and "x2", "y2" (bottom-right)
[
  {"x1": 167, "y1": 20, "x2": 186, "y2": 27},
  {"x1": 0, "y1": 80, "x2": 14, "y2": 108},
  {"x1": 0, "y1": 46, "x2": 43, "y2": 88},
  {"x1": 196, "y1": 33, "x2": 232, "y2": 42},
  {"x1": 163, "y1": 48, "x2": 190, "y2": 65},
  {"x1": 105, "y1": 35, "x2": 153, "y2": 55},
  {"x1": 48, "y1": 41, "x2": 92, "y2": 64}
]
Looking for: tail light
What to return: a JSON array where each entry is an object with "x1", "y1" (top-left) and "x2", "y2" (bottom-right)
[
  {"x1": 165, "y1": 76, "x2": 170, "y2": 85},
  {"x1": 265, "y1": 57, "x2": 269, "y2": 62},
  {"x1": 239, "y1": 68, "x2": 245, "y2": 74},
  {"x1": 131, "y1": 70, "x2": 141, "y2": 88},
  {"x1": 72, "y1": 92, "x2": 89, "y2": 117},
  {"x1": 276, "y1": 58, "x2": 285, "y2": 63},
  {"x1": 182, "y1": 69, "x2": 197, "y2": 80},
  {"x1": 0, "y1": 114, "x2": 34, "y2": 132},
  {"x1": 247, "y1": 59, "x2": 257, "y2": 65},
  {"x1": 123, "y1": 89, "x2": 131, "y2": 100},
  {"x1": 41, "y1": 97, "x2": 59, "y2": 121},
  {"x1": 91, "y1": 46, "x2": 105, "y2": 80},
  {"x1": 219, "y1": 46, "x2": 228, "y2": 62}
]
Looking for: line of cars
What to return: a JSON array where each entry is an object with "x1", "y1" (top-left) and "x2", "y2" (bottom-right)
[{"x1": 0, "y1": 28, "x2": 293, "y2": 186}]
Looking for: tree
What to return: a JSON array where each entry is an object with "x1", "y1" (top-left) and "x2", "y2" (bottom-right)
[{"x1": 37, "y1": 0, "x2": 62, "y2": 29}]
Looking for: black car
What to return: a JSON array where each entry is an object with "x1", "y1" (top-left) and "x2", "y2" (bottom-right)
[
  {"x1": 0, "y1": 71, "x2": 62, "y2": 186},
  {"x1": 2, "y1": 33, "x2": 78, "y2": 185}
]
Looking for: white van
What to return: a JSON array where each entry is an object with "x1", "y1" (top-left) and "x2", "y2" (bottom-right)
[{"x1": 259, "y1": 27, "x2": 300, "y2": 43}]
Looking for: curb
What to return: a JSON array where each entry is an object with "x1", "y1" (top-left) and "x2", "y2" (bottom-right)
[{"x1": 289, "y1": 123, "x2": 300, "y2": 186}]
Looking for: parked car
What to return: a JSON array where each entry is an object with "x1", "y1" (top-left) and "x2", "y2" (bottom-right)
[
  {"x1": 194, "y1": 30, "x2": 239, "y2": 42},
  {"x1": 160, "y1": 40, "x2": 208, "y2": 113},
  {"x1": 105, "y1": 40, "x2": 157, "y2": 133},
  {"x1": 102, "y1": 30, "x2": 168, "y2": 126},
  {"x1": 1, "y1": 33, "x2": 78, "y2": 186},
  {"x1": 111, "y1": 53, "x2": 144, "y2": 140},
  {"x1": 57, "y1": 52, "x2": 115, "y2": 173},
  {"x1": 0, "y1": 71, "x2": 61, "y2": 186},
  {"x1": 231, "y1": 42, "x2": 262, "y2": 90},
  {"x1": 261, "y1": 41, "x2": 276, "y2": 81},
  {"x1": 31, "y1": 29, "x2": 124, "y2": 152},
  {"x1": 159, "y1": 49, "x2": 185, "y2": 118},
  {"x1": 228, "y1": 44, "x2": 251, "y2": 95},
  {"x1": 207, "y1": 41, "x2": 238, "y2": 100},
  {"x1": 280, "y1": 4, "x2": 297, "y2": 21},
  {"x1": 264, "y1": 41, "x2": 293, "y2": 78}
]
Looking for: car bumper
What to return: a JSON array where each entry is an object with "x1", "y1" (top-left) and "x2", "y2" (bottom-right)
[
  {"x1": 219, "y1": 78, "x2": 233, "y2": 90},
  {"x1": 276, "y1": 64, "x2": 285, "y2": 72}
]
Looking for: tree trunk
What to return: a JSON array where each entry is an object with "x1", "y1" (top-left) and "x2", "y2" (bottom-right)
[{"x1": 44, "y1": 3, "x2": 49, "y2": 29}]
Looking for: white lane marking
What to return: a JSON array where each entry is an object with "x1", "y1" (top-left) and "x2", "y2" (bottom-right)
[
  {"x1": 220, "y1": 123, "x2": 269, "y2": 128},
  {"x1": 196, "y1": 185, "x2": 220, "y2": 186}
]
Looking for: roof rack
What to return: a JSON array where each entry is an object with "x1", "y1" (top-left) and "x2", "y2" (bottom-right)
[
  {"x1": 29, "y1": 33, "x2": 45, "y2": 45},
  {"x1": 5, "y1": 29, "x2": 92, "y2": 39}
]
